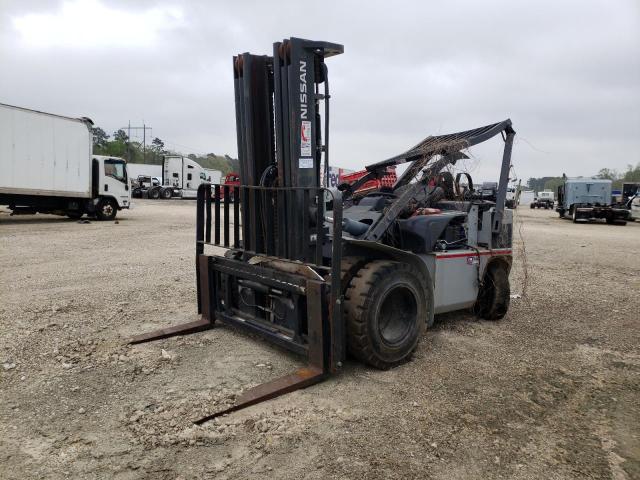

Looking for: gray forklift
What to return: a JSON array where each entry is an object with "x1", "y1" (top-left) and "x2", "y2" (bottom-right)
[{"x1": 131, "y1": 37, "x2": 516, "y2": 423}]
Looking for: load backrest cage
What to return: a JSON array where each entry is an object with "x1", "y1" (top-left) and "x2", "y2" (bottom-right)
[{"x1": 195, "y1": 182, "x2": 344, "y2": 373}]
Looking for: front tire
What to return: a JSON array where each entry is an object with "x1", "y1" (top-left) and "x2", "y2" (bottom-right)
[
  {"x1": 96, "y1": 198, "x2": 117, "y2": 221},
  {"x1": 344, "y1": 260, "x2": 429, "y2": 369},
  {"x1": 161, "y1": 188, "x2": 173, "y2": 199}
]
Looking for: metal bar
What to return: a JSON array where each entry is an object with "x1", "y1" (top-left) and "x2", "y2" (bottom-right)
[
  {"x1": 199, "y1": 254, "x2": 213, "y2": 322},
  {"x1": 306, "y1": 280, "x2": 325, "y2": 369},
  {"x1": 248, "y1": 188, "x2": 257, "y2": 253},
  {"x1": 493, "y1": 130, "x2": 515, "y2": 233},
  {"x1": 211, "y1": 261, "x2": 306, "y2": 291},
  {"x1": 315, "y1": 191, "x2": 324, "y2": 265},
  {"x1": 302, "y1": 188, "x2": 310, "y2": 262},
  {"x1": 194, "y1": 366, "x2": 325, "y2": 424},
  {"x1": 196, "y1": 184, "x2": 206, "y2": 255},
  {"x1": 223, "y1": 185, "x2": 230, "y2": 247},
  {"x1": 263, "y1": 189, "x2": 275, "y2": 256},
  {"x1": 329, "y1": 193, "x2": 344, "y2": 371},
  {"x1": 214, "y1": 184, "x2": 220, "y2": 245},
  {"x1": 129, "y1": 318, "x2": 212, "y2": 345},
  {"x1": 205, "y1": 186, "x2": 212, "y2": 244},
  {"x1": 215, "y1": 311, "x2": 307, "y2": 356},
  {"x1": 277, "y1": 189, "x2": 286, "y2": 257},
  {"x1": 196, "y1": 184, "x2": 207, "y2": 314},
  {"x1": 233, "y1": 186, "x2": 240, "y2": 248},
  {"x1": 286, "y1": 189, "x2": 296, "y2": 260}
]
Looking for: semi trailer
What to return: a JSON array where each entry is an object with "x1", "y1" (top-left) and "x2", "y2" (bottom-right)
[
  {"x1": 557, "y1": 177, "x2": 628, "y2": 224},
  {"x1": 0, "y1": 103, "x2": 130, "y2": 220},
  {"x1": 144, "y1": 155, "x2": 220, "y2": 199}
]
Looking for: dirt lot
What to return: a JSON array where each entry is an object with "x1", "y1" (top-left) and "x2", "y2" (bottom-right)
[{"x1": 1, "y1": 201, "x2": 638, "y2": 479}]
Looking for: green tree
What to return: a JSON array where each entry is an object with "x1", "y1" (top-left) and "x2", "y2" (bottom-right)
[
  {"x1": 543, "y1": 177, "x2": 564, "y2": 193},
  {"x1": 622, "y1": 163, "x2": 640, "y2": 182},
  {"x1": 113, "y1": 129, "x2": 129, "y2": 142},
  {"x1": 596, "y1": 168, "x2": 620, "y2": 181},
  {"x1": 151, "y1": 137, "x2": 165, "y2": 152},
  {"x1": 92, "y1": 127, "x2": 109, "y2": 148}
]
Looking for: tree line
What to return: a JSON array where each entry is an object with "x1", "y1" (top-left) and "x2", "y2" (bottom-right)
[
  {"x1": 91, "y1": 127, "x2": 238, "y2": 174},
  {"x1": 527, "y1": 163, "x2": 640, "y2": 192}
]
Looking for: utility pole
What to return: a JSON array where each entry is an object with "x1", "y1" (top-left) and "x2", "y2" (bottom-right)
[{"x1": 122, "y1": 123, "x2": 152, "y2": 163}]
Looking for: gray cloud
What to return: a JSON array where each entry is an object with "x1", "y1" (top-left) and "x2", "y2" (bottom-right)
[{"x1": 1, "y1": 0, "x2": 638, "y2": 182}]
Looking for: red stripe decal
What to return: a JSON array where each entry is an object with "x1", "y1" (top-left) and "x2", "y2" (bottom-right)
[{"x1": 436, "y1": 249, "x2": 512, "y2": 260}]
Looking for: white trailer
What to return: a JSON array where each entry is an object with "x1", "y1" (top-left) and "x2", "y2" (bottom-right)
[
  {"x1": 518, "y1": 190, "x2": 535, "y2": 206},
  {"x1": 0, "y1": 103, "x2": 130, "y2": 220},
  {"x1": 127, "y1": 163, "x2": 162, "y2": 181},
  {"x1": 204, "y1": 168, "x2": 222, "y2": 185}
]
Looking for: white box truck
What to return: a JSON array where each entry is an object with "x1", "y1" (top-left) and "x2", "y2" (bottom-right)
[{"x1": 0, "y1": 103, "x2": 131, "y2": 220}]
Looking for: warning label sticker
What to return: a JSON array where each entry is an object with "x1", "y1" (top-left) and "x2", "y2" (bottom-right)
[
  {"x1": 300, "y1": 121, "x2": 312, "y2": 156},
  {"x1": 299, "y1": 157, "x2": 313, "y2": 169}
]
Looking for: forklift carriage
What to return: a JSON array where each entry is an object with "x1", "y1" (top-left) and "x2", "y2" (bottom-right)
[{"x1": 130, "y1": 37, "x2": 516, "y2": 423}]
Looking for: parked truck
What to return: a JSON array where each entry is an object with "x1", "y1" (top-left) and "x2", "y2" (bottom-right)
[
  {"x1": 556, "y1": 177, "x2": 628, "y2": 224},
  {"x1": 0, "y1": 103, "x2": 130, "y2": 220},
  {"x1": 530, "y1": 190, "x2": 555, "y2": 209},
  {"x1": 145, "y1": 155, "x2": 220, "y2": 199}
]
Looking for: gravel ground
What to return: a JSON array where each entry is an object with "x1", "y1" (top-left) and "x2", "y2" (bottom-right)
[{"x1": 1, "y1": 201, "x2": 638, "y2": 479}]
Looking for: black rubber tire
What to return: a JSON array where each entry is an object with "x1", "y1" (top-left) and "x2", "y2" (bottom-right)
[
  {"x1": 148, "y1": 188, "x2": 160, "y2": 200},
  {"x1": 95, "y1": 198, "x2": 117, "y2": 221},
  {"x1": 344, "y1": 260, "x2": 427, "y2": 369},
  {"x1": 530, "y1": 203, "x2": 535, "y2": 209},
  {"x1": 161, "y1": 188, "x2": 172, "y2": 199},
  {"x1": 66, "y1": 210, "x2": 83, "y2": 219},
  {"x1": 572, "y1": 207, "x2": 579, "y2": 223},
  {"x1": 475, "y1": 264, "x2": 510, "y2": 320},
  {"x1": 558, "y1": 210, "x2": 565, "y2": 218},
  {"x1": 607, "y1": 218, "x2": 626, "y2": 226}
]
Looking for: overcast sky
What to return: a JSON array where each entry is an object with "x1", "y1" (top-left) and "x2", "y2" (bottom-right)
[{"x1": 1, "y1": 0, "x2": 638, "y2": 182}]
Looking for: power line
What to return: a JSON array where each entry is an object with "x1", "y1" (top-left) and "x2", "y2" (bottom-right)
[{"x1": 121, "y1": 122, "x2": 152, "y2": 162}]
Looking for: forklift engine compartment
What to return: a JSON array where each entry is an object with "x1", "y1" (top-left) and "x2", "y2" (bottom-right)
[{"x1": 131, "y1": 37, "x2": 515, "y2": 423}]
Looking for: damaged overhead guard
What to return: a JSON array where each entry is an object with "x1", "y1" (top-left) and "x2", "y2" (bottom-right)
[{"x1": 130, "y1": 36, "x2": 516, "y2": 424}]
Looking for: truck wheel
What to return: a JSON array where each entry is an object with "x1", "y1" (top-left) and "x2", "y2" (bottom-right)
[
  {"x1": 475, "y1": 264, "x2": 510, "y2": 320},
  {"x1": 148, "y1": 188, "x2": 160, "y2": 200},
  {"x1": 572, "y1": 207, "x2": 579, "y2": 223},
  {"x1": 161, "y1": 188, "x2": 172, "y2": 199},
  {"x1": 530, "y1": 203, "x2": 535, "y2": 209},
  {"x1": 558, "y1": 209, "x2": 565, "y2": 218},
  {"x1": 66, "y1": 210, "x2": 83, "y2": 219},
  {"x1": 607, "y1": 218, "x2": 626, "y2": 226},
  {"x1": 344, "y1": 260, "x2": 428, "y2": 369},
  {"x1": 96, "y1": 198, "x2": 117, "y2": 221}
]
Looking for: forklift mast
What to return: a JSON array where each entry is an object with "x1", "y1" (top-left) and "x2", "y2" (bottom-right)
[{"x1": 233, "y1": 38, "x2": 343, "y2": 259}]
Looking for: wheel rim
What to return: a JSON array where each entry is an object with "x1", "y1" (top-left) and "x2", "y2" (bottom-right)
[
  {"x1": 377, "y1": 285, "x2": 418, "y2": 346},
  {"x1": 102, "y1": 204, "x2": 114, "y2": 216}
]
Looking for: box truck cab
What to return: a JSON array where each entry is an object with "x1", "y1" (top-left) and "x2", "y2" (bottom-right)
[
  {"x1": 0, "y1": 103, "x2": 130, "y2": 220},
  {"x1": 92, "y1": 155, "x2": 131, "y2": 219}
]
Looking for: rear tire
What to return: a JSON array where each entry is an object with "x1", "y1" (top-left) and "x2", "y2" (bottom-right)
[
  {"x1": 572, "y1": 207, "x2": 579, "y2": 223},
  {"x1": 161, "y1": 188, "x2": 172, "y2": 199},
  {"x1": 96, "y1": 198, "x2": 117, "y2": 221},
  {"x1": 344, "y1": 260, "x2": 428, "y2": 369},
  {"x1": 475, "y1": 264, "x2": 510, "y2": 320},
  {"x1": 148, "y1": 188, "x2": 160, "y2": 200},
  {"x1": 66, "y1": 210, "x2": 83, "y2": 219}
]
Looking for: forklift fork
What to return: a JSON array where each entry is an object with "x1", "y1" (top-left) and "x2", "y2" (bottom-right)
[{"x1": 129, "y1": 182, "x2": 343, "y2": 424}]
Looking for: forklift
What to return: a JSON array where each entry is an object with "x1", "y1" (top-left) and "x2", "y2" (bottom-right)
[{"x1": 131, "y1": 37, "x2": 516, "y2": 424}]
